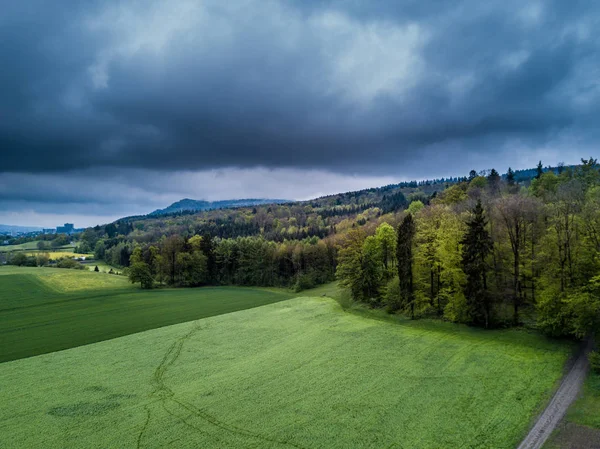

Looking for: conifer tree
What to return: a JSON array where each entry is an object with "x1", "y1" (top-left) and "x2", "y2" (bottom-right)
[
  {"x1": 506, "y1": 167, "x2": 515, "y2": 186},
  {"x1": 487, "y1": 168, "x2": 500, "y2": 183},
  {"x1": 461, "y1": 200, "x2": 493, "y2": 327},
  {"x1": 487, "y1": 168, "x2": 501, "y2": 194},
  {"x1": 536, "y1": 160, "x2": 543, "y2": 179},
  {"x1": 397, "y1": 213, "x2": 416, "y2": 318}
]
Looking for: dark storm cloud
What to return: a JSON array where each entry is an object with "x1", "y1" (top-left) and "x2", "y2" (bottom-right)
[{"x1": 2, "y1": 0, "x2": 599, "y2": 179}]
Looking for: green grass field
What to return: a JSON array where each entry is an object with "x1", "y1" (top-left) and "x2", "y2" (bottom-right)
[
  {"x1": 544, "y1": 368, "x2": 600, "y2": 449},
  {"x1": 566, "y1": 371, "x2": 600, "y2": 429},
  {"x1": 0, "y1": 240, "x2": 43, "y2": 252},
  {"x1": 24, "y1": 251, "x2": 95, "y2": 259},
  {"x1": 0, "y1": 277, "x2": 573, "y2": 448},
  {"x1": 0, "y1": 267, "x2": 295, "y2": 362},
  {"x1": 0, "y1": 241, "x2": 76, "y2": 252},
  {"x1": 82, "y1": 260, "x2": 122, "y2": 273}
]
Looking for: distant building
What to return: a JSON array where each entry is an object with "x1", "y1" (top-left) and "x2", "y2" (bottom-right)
[
  {"x1": 43, "y1": 228, "x2": 56, "y2": 234},
  {"x1": 56, "y1": 223, "x2": 75, "y2": 234}
]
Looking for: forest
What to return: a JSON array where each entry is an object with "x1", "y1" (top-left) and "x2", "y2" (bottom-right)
[{"x1": 70, "y1": 160, "x2": 600, "y2": 338}]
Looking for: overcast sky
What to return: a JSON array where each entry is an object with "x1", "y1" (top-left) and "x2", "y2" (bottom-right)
[{"x1": 2, "y1": 0, "x2": 599, "y2": 227}]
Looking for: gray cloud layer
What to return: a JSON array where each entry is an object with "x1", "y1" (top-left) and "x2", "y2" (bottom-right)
[{"x1": 1, "y1": 0, "x2": 599, "y2": 225}]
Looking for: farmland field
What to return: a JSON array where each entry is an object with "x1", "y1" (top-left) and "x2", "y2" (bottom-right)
[
  {"x1": 0, "y1": 240, "x2": 45, "y2": 252},
  {"x1": 0, "y1": 241, "x2": 75, "y2": 252},
  {"x1": 0, "y1": 267, "x2": 295, "y2": 362},
  {"x1": 24, "y1": 250, "x2": 94, "y2": 259},
  {"x1": 0, "y1": 281, "x2": 573, "y2": 448}
]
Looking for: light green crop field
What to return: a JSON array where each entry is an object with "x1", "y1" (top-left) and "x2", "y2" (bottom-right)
[
  {"x1": 0, "y1": 291, "x2": 572, "y2": 448},
  {"x1": 0, "y1": 267, "x2": 295, "y2": 362},
  {"x1": 0, "y1": 241, "x2": 76, "y2": 252},
  {"x1": 24, "y1": 251, "x2": 95, "y2": 259},
  {"x1": 0, "y1": 240, "x2": 42, "y2": 251}
]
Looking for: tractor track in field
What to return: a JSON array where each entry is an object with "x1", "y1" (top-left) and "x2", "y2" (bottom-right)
[
  {"x1": 136, "y1": 322, "x2": 306, "y2": 449},
  {"x1": 516, "y1": 338, "x2": 593, "y2": 449}
]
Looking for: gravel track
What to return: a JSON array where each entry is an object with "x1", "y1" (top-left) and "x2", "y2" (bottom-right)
[{"x1": 516, "y1": 338, "x2": 593, "y2": 449}]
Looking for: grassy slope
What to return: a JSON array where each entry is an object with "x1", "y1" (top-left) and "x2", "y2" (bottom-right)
[
  {"x1": 0, "y1": 295, "x2": 571, "y2": 449},
  {"x1": 0, "y1": 267, "x2": 294, "y2": 362},
  {"x1": 0, "y1": 240, "x2": 42, "y2": 252},
  {"x1": 81, "y1": 260, "x2": 121, "y2": 273}
]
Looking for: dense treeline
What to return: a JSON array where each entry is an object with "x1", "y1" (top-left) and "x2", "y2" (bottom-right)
[
  {"x1": 126, "y1": 234, "x2": 337, "y2": 291},
  {"x1": 1, "y1": 233, "x2": 73, "y2": 249},
  {"x1": 76, "y1": 160, "x2": 599, "y2": 338},
  {"x1": 335, "y1": 159, "x2": 600, "y2": 338},
  {"x1": 83, "y1": 178, "x2": 433, "y2": 251}
]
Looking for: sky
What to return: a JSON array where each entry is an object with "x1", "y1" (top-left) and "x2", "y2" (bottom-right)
[{"x1": 1, "y1": 0, "x2": 599, "y2": 228}]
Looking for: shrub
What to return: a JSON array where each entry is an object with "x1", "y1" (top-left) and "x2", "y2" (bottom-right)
[
  {"x1": 590, "y1": 351, "x2": 600, "y2": 374},
  {"x1": 56, "y1": 258, "x2": 86, "y2": 270},
  {"x1": 293, "y1": 272, "x2": 315, "y2": 292},
  {"x1": 536, "y1": 288, "x2": 573, "y2": 337},
  {"x1": 383, "y1": 276, "x2": 401, "y2": 313},
  {"x1": 443, "y1": 291, "x2": 469, "y2": 324},
  {"x1": 36, "y1": 253, "x2": 50, "y2": 267},
  {"x1": 37, "y1": 241, "x2": 50, "y2": 250},
  {"x1": 9, "y1": 252, "x2": 36, "y2": 267},
  {"x1": 336, "y1": 289, "x2": 354, "y2": 310}
]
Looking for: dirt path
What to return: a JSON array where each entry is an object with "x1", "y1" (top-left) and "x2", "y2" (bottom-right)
[{"x1": 517, "y1": 338, "x2": 593, "y2": 449}]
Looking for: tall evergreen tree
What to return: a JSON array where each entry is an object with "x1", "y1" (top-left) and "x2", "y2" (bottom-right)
[
  {"x1": 487, "y1": 168, "x2": 501, "y2": 194},
  {"x1": 397, "y1": 213, "x2": 416, "y2": 318},
  {"x1": 200, "y1": 233, "x2": 217, "y2": 283},
  {"x1": 487, "y1": 168, "x2": 500, "y2": 184},
  {"x1": 506, "y1": 167, "x2": 515, "y2": 186},
  {"x1": 536, "y1": 160, "x2": 543, "y2": 179},
  {"x1": 461, "y1": 200, "x2": 493, "y2": 328}
]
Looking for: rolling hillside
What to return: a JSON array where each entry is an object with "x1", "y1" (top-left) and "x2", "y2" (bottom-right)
[{"x1": 149, "y1": 198, "x2": 291, "y2": 216}]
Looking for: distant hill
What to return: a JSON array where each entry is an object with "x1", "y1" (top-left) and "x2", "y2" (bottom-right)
[
  {"x1": 0, "y1": 224, "x2": 43, "y2": 234},
  {"x1": 113, "y1": 162, "x2": 571, "y2": 229},
  {"x1": 149, "y1": 198, "x2": 291, "y2": 216}
]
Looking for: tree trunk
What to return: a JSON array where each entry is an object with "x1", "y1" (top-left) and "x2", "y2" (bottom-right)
[
  {"x1": 514, "y1": 223, "x2": 520, "y2": 325},
  {"x1": 430, "y1": 267, "x2": 435, "y2": 307},
  {"x1": 437, "y1": 265, "x2": 442, "y2": 315}
]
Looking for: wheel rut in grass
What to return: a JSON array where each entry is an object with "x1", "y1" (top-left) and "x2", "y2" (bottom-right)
[
  {"x1": 516, "y1": 338, "x2": 593, "y2": 449},
  {"x1": 136, "y1": 321, "x2": 306, "y2": 449}
]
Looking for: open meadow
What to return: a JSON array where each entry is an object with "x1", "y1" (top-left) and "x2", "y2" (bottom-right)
[
  {"x1": 0, "y1": 240, "x2": 76, "y2": 252},
  {"x1": 0, "y1": 267, "x2": 294, "y2": 362},
  {"x1": 0, "y1": 269, "x2": 574, "y2": 448},
  {"x1": 0, "y1": 240, "x2": 47, "y2": 252}
]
